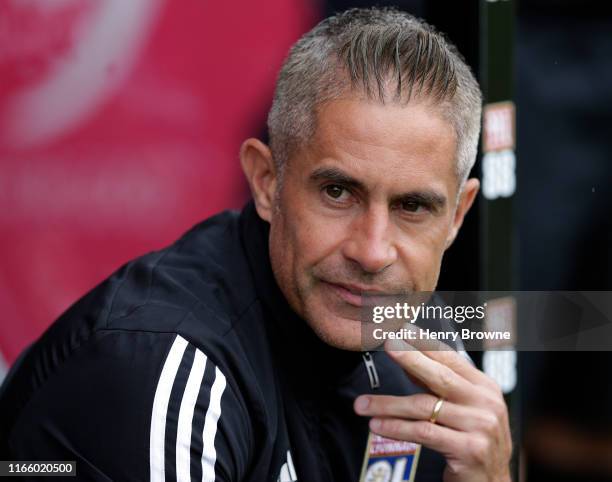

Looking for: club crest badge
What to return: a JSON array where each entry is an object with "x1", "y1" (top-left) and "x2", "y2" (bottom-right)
[{"x1": 359, "y1": 433, "x2": 421, "y2": 482}]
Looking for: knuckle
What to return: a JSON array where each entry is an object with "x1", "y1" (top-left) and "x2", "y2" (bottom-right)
[
  {"x1": 438, "y1": 367, "x2": 456, "y2": 394},
  {"x1": 491, "y1": 381, "x2": 504, "y2": 398},
  {"x1": 416, "y1": 395, "x2": 436, "y2": 418},
  {"x1": 467, "y1": 436, "x2": 490, "y2": 465},
  {"x1": 480, "y1": 412, "x2": 499, "y2": 435},
  {"x1": 492, "y1": 399, "x2": 508, "y2": 420},
  {"x1": 482, "y1": 391, "x2": 507, "y2": 419},
  {"x1": 416, "y1": 421, "x2": 435, "y2": 442},
  {"x1": 483, "y1": 372, "x2": 503, "y2": 395}
]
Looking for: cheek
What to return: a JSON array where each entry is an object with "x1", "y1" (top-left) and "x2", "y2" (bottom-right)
[
  {"x1": 291, "y1": 209, "x2": 348, "y2": 274},
  {"x1": 398, "y1": 220, "x2": 451, "y2": 288},
  {"x1": 277, "y1": 171, "x2": 353, "y2": 277},
  {"x1": 270, "y1": 203, "x2": 341, "y2": 284},
  {"x1": 269, "y1": 199, "x2": 349, "y2": 317}
]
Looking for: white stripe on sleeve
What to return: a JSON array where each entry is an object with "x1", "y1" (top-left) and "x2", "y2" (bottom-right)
[
  {"x1": 150, "y1": 335, "x2": 189, "y2": 482},
  {"x1": 201, "y1": 366, "x2": 227, "y2": 482},
  {"x1": 175, "y1": 349, "x2": 207, "y2": 482}
]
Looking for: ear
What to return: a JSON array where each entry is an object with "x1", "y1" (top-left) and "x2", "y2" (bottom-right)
[
  {"x1": 445, "y1": 177, "x2": 479, "y2": 250},
  {"x1": 240, "y1": 138, "x2": 278, "y2": 223}
]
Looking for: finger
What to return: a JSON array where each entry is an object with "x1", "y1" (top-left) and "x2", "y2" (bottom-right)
[
  {"x1": 369, "y1": 417, "x2": 472, "y2": 460},
  {"x1": 396, "y1": 337, "x2": 500, "y2": 393},
  {"x1": 355, "y1": 393, "x2": 489, "y2": 433},
  {"x1": 424, "y1": 350, "x2": 501, "y2": 394},
  {"x1": 384, "y1": 340, "x2": 476, "y2": 403},
  {"x1": 421, "y1": 349, "x2": 501, "y2": 394}
]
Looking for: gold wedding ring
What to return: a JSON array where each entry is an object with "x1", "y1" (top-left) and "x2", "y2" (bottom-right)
[{"x1": 429, "y1": 398, "x2": 444, "y2": 424}]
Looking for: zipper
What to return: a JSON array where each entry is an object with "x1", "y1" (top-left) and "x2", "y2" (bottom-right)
[{"x1": 362, "y1": 351, "x2": 380, "y2": 389}]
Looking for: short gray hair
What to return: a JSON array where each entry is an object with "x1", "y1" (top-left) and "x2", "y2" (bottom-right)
[{"x1": 267, "y1": 7, "x2": 482, "y2": 184}]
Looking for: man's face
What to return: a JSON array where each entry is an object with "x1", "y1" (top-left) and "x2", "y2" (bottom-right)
[{"x1": 268, "y1": 96, "x2": 468, "y2": 351}]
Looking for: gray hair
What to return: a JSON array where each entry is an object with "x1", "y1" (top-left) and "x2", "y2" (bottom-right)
[{"x1": 267, "y1": 7, "x2": 482, "y2": 185}]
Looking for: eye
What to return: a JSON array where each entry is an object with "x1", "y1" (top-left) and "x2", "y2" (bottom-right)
[
  {"x1": 401, "y1": 200, "x2": 424, "y2": 213},
  {"x1": 324, "y1": 184, "x2": 349, "y2": 201}
]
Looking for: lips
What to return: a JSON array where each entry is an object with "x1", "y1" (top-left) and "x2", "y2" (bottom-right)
[
  {"x1": 323, "y1": 281, "x2": 362, "y2": 306},
  {"x1": 321, "y1": 280, "x2": 389, "y2": 307}
]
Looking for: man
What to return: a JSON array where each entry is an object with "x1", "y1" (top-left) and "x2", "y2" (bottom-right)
[{"x1": 0, "y1": 8, "x2": 512, "y2": 481}]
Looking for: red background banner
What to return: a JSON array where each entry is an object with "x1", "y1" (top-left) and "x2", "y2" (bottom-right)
[{"x1": 0, "y1": 0, "x2": 317, "y2": 365}]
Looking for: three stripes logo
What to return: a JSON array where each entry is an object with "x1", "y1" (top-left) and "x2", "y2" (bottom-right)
[{"x1": 150, "y1": 335, "x2": 227, "y2": 482}]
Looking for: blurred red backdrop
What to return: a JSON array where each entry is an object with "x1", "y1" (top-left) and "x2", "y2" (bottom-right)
[{"x1": 0, "y1": 0, "x2": 317, "y2": 366}]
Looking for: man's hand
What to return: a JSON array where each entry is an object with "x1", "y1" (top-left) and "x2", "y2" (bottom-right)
[{"x1": 354, "y1": 339, "x2": 512, "y2": 482}]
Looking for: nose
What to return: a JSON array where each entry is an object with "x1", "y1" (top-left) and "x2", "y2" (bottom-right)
[{"x1": 342, "y1": 205, "x2": 398, "y2": 274}]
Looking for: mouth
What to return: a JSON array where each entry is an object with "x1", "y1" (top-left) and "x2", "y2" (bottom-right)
[{"x1": 321, "y1": 280, "x2": 389, "y2": 308}]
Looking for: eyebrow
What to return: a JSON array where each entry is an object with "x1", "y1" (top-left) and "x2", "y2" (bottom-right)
[
  {"x1": 309, "y1": 166, "x2": 447, "y2": 210},
  {"x1": 392, "y1": 191, "x2": 447, "y2": 211},
  {"x1": 310, "y1": 167, "x2": 366, "y2": 192}
]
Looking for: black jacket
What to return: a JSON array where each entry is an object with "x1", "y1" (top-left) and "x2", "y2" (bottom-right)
[{"x1": 0, "y1": 202, "x2": 446, "y2": 481}]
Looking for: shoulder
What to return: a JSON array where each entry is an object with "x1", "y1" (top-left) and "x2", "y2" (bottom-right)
[
  {"x1": 1, "y1": 329, "x2": 256, "y2": 481},
  {"x1": 30, "y1": 207, "x2": 258, "y2": 370},
  {"x1": 1, "y1": 208, "x2": 270, "y2": 478},
  {"x1": 106, "y1": 207, "x2": 258, "y2": 333}
]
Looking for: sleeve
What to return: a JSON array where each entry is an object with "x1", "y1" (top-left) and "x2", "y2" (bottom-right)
[{"x1": 5, "y1": 331, "x2": 252, "y2": 482}]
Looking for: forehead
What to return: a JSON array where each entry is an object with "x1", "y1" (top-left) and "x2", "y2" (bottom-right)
[{"x1": 300, "y1": 97, "x2": 458, "y2": 193}]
